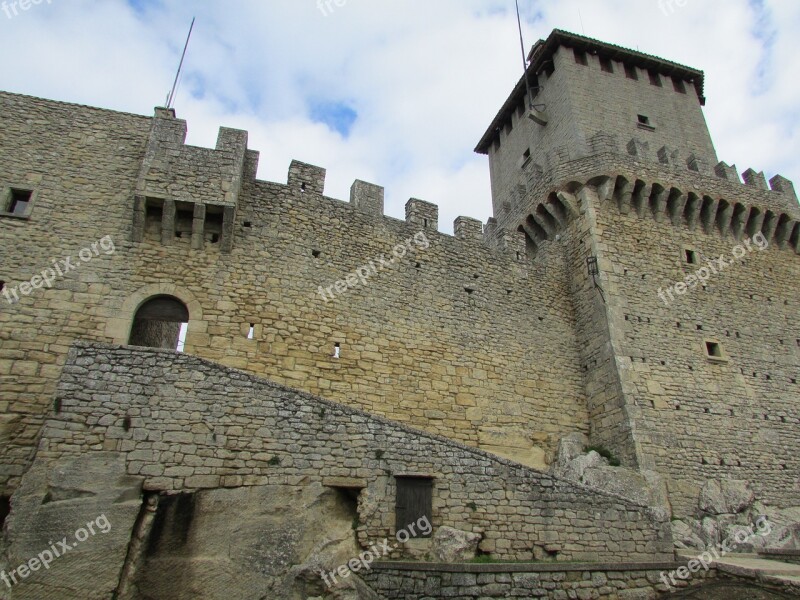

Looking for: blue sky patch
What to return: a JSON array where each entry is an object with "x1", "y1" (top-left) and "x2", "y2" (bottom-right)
[
  {"x1": 126, "y1": 0, "x2": 161, "y2": 16},
  {"x1": 310, "y1": 101, "x2": 358, "y2": 137}
]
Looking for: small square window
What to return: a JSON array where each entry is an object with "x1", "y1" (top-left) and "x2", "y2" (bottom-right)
[
  {"x1": 704, "y1": 340, "x2": 729, "y2": 362},
  {"x1": 624, "y1": 64, "x2": 638, "y2": 80},
  {"x1": 574, "y1": 49, "x2": 588, "y2": 66},
  {"x1": 600, "y1": 56, "x2": 614, "y2": 73},
  {"x1": 7, "y1": 189, "x2": 32, "y2": 216},
  {"x1": 673, "y1": 78, "x2": 687, "y2": 94},
  {"x1": 638, "y1": 115, "x2": 650, "y2": 125},
  {"x1": 685, "y1": 249, "x2": 698, "y2": 264},
  {"x1": 648, "y1": 70, "x2": 662, "y2": 87}
]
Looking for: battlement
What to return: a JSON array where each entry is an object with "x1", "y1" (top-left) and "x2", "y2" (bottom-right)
[
  {"x1": 497, "y1": 131, "x2": 799, "y2": 240},
  {"x1": 620, "y1": 132, "x2": 797, "y2": 209},
  {"x1": 131, "y1": 107, "x2": 252, "y2": 253},
  {"x1": 271, "y1": 159, "x2": 527, "y2": 260},
  {"x1": 510, "y1": 165, "x2": 800, "y2": 258},
  {"x1": 516, "y1": 131, "x2": 797, "y2": 212}
]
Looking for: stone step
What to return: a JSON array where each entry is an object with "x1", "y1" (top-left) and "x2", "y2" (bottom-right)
[{"x1": 711, "y1": 555, "x2": 800, "y2": 577}]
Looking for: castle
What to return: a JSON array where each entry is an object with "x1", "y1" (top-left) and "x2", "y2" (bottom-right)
[{"x1": 0, "y1": 29, "x2": 798, "y2": 599}]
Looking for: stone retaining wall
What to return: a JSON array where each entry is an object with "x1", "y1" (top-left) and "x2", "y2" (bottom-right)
[{"x1": 32, "y1": 342, "x2": 672, "y2": 563}]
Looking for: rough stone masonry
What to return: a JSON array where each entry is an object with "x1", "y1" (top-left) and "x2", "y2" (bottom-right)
[{"x1": 0, "y1": 28, "x2": 798, "y2": 600}]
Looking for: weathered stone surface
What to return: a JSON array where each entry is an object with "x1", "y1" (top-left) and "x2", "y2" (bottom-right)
[
  {"x1": 581, "y1": 466, "x2": 650, "y2": 506},
  {"x1": 16, "y1": 344, "x2": 672, "y2": 568},
  {"x1": 4, "y1": 452, "x2": 143, "y2": 600},
  {"x1": 642, "y1": 470, "x2": 672, "y2": 523},
  {"x1": 552, "y1": 445, "x2": 669, "y2": 523},
  {"x1": 699, "y1": 480, "x2": 727, "y2": 515},
  {"x1": 552, "y1": 432, "x2": 589, "y2": 475},
  {"x1": 721, "y1": 480, "x2": 756, "y2": 514},
  {"x1": 671, "y1": 519, "x2": 705, "y2": 551},
  {"x1": 362, "y1": 565, "x2": 724, "y2": 599},
  {"x1": 136, "y1": 483, "x2": 360, "y2": 600},
  {"x1": 556, "y1": 449, "x2": 605, "y2": 481},
  {"x1": 431, "y1": 527, "x2": 481, "y2": 563},
  {"x1": 750, "y1": 503, "x2": 800, "y2": 550}
]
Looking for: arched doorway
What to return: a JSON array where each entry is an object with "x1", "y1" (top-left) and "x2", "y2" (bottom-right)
[{"x1": 128, "y1": 295, "x2": 189, "y2": 351}]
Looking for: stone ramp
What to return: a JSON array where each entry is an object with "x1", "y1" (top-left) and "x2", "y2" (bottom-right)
[{"x1": 679, "y1": 552, "x2": 800, "y2": 595}]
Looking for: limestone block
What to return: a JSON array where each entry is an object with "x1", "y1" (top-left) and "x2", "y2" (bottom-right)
[{"x1": 431, "y1": 526, "x2": 481, "y2": 562}]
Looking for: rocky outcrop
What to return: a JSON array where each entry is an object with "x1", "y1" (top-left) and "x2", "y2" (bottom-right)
[
  {"x1": 137, "y1": 483, "x2": 364, "y2": 600},
  {"x1": 550, "y1": 433, "x2": 671, "y2": 523},
  {"x1": 699, "y1": 480, "x2": 755, "y2": 516},
  {"x1": 671, "y1": 478, "x2": 800, "y2": 552},
  {"x1": 670, "y1": 520, "x2": 706, "y2": 551},
  {"x1": 2, "y1": 452, "x2": 144, "y2": 600}
]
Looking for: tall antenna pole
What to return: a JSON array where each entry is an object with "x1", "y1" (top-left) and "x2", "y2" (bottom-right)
[
  {"x1": 166, "y1": 17, "x2": 195, "y2": 110},
  {"x1": 515, "y1": 0, "x2": 533, "y2": 110}
]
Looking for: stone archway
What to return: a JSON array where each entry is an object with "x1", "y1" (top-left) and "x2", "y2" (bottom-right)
[
  {"x1": 128, "y1": 295, "x2": 189, "y2": 350},
  {"x1": 104, "y1": 284, "x2": 204, "y2": 351}
]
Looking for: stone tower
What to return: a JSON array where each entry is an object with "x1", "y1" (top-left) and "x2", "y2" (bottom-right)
[
  {"x1": 475, "y1": 30, "x2": 800, "y2": 516},
  {"x1": 476, "y1": 29, "x2": 720, "y2": 232}
]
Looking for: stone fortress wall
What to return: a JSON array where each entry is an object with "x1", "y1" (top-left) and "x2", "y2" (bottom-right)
[
  {"x1": 0, "y1": 90, "x2": 588, "y2": 497},
  {"x1": 1, "y1": 27, "x2": 800, "y2": 600},
  {"x1": 0, "y1": 29, "x2": 798, "y2": 528}
]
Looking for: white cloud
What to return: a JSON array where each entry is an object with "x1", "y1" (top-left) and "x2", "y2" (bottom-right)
[{"x1": 0, "y1": 0, "x2": 797, "y2": 232}]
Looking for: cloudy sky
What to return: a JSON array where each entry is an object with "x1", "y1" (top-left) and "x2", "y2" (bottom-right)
[{"x1": 1, "y1": 0, "x2": 797, "y2": 232}]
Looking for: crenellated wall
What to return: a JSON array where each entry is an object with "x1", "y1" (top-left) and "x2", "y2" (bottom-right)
[
  {"x1": 0, "y1": 91, "x2": 587, "y2": 495},
  {"x1": 494, "y1": 139, "x2": 798, "y2": 240},
  {"x1": 0, "y1": 81, "x2": 797, "y2": 523}
]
